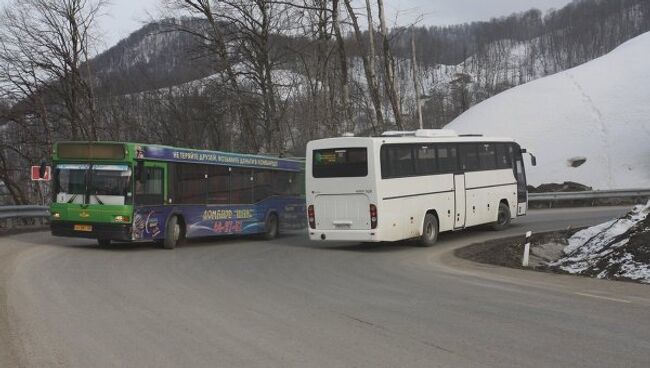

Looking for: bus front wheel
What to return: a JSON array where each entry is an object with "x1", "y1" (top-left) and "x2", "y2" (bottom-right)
[
  {"x1": 262, "y1": 213, "x2": 279, "y2": 240},
  {"x1": 163, "y1": 216, "x2": 184, "y2": 249},
  {"x1": 492, "y1": 202, "x2": 511, "y2": 231},
  {"x1": 418, "y1": 214, "x2": 438, "y2": 247}
]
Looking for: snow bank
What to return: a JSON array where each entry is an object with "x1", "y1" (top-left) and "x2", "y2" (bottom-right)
[
  {"x1": 446, "y1": 32, "x2": 650, "y2": 189},
  {"x1": 549, "y1": 202, "x2": 650, "y2": 283}
]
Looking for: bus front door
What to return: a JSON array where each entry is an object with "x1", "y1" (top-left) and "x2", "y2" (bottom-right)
[
  {"x1": 513, "y1": 149, "x2": 528, "y2": 216},
  {"x1": 454, "y1": 174, "x2": 466, "y2": 229}
]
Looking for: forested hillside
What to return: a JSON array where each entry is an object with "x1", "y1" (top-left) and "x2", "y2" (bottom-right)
[{"x1": 1, "y1": 0, "x2": 649, "y2": 204}]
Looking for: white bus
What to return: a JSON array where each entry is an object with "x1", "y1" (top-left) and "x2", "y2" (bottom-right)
[{"x1": 305, "y1": 129, "x2": 534, "y2": 246}]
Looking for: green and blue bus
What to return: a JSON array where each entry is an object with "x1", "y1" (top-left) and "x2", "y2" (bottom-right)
[{"x1": 50, "y1": 142, "x2": 305, "y2": 248}]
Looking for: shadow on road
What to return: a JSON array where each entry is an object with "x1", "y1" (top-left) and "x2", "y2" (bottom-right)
[
  {"x1": 15, "y1": 232, "x2": 306, "y2": 252},
  {"x1": 9, "y1": 225, "x2": 526, "y2": 255}
]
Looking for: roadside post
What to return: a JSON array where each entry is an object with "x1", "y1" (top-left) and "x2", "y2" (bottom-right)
[
  {"x1": 31, "y1": 163, "x2": 51, "y2": 206},
  {"x1": 522, "y1": 231, "x2": 532, "y2": 267}
]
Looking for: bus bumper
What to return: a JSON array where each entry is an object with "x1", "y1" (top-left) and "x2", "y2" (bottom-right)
[
  {"x1": 51, "y1": 221, "x2": 133, "y2": 241},
  {"x1": 308, "y1": 230, "x2": 379, "y2": 242}
]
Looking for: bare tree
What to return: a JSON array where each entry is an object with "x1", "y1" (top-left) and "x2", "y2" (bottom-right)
[
  {"x1": 331, "y1": 0, "x2": 353, "y2": 132},
  {"x1": 375, "y1": 0, "x2": 402, "y2": 130},
  {"x1": 0, "y1": 0, "x2": 105, "y2": 140},
  {"x1": 0, "y1": 0, "x2": 105, "y2": 204},
  {"x1": 169, "y1": 0, "x2": 300, "y2": 154},
  {"x1": 411, "y1": 26, "x2": 422, "y2": 129},
  {"x1": 343, "y1": 0, "x2": 384, "y2": 133}
]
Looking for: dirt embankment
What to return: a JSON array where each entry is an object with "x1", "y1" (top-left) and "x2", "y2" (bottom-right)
[
  {"x1": 457, "y1": 203, "x2": 650, "y2": 284},
  {"x1": 454, "y1": 230, "x2": 575, "y2": 271}
]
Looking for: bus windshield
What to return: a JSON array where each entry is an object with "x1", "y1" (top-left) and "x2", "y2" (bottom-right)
[{"x1": 54, "y1": 164, "x2": 132, "y2": 205}]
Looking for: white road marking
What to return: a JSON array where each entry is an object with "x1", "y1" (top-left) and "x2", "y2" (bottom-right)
[{"x1": 574, "y1": 292, "x2": 631, "y2": 304}]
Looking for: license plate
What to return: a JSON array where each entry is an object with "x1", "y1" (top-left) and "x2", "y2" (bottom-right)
[{"x1": 74, "y1": 224, "x2": 93, "y2": 232}]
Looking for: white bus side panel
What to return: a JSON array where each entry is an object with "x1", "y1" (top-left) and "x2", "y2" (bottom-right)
[
  {"x1": 464, "y1": 169, "x2": 518, "y2": 227},
  {"x1": 378, "y1": 174, "x2": 455, "y2": 241}
]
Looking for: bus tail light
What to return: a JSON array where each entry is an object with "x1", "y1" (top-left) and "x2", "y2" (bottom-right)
[
  {"x1": 370, "y1": 204, "x2": 378, "y2": 229},
  {"x1": 308, "y1": 205, "x2": 316, "y2": 229}
]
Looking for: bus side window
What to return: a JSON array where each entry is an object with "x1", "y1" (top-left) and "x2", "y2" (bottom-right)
[
  {"x1": 231, "y1": 167, "x2": 253, "y2": 204},
  {"x1": 496, "y1": 144, "x2": 512, "y2": 169},
  {"x1": 176, "y1": 164, "x2": 206, "y2": 204},
  {"x1": 383, "y1": 145, "x2": 415, "y2": 178},
  {"x1": 437, "y1": 145, "x2": 457, "y2": 173},
  {"x1": 135, "y1": 167, "x2": 164, "y2": 205},
  {"x1": 207, "y1": 166, "x2": 229, "y2": 205},
  {"x1": 459, "y1": 144, "x2": 479, "y2": 171},
  {"x1": 415, "y1": 144, "x2": 437, "y2": 175},
  {"x1": 478, "y1": 143, "x2": 497, "y2": 170},
  {"x1": 253, "y1": 169, "x2": 275, "y2": 203}
]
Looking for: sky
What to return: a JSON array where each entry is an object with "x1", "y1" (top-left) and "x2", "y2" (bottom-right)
[{"x1": 1, "y1": 0, "x2": 574, "y2": 53}]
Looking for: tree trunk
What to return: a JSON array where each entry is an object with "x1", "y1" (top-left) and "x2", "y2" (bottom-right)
[
  {"x1": 344, "y1": 0, "x2": 384, "y2": 133},
  {"x1": 376, "y1": 0, "x2": 403, "y2": 130}
]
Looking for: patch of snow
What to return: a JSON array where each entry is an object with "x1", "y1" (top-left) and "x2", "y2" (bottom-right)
[
  {"x1": 446, "y1": 32, "x2": 650, "y2": 189},
  {"x1": 550, "y1": 201, "x2": 650, "y2": 283}
]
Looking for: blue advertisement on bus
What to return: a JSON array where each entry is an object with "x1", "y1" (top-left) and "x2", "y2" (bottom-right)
[
  {"x1": 132, "y1": 198, "x2": 305, "y2": 241},
  {"x1": 138, "y1": 145, "x2": 303, "y2": 172}
]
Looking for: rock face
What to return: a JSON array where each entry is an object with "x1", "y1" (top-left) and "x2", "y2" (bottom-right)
[
  {"x1": 446, "y1": 32, "x2": 650, "y2": 189},
  {"x1": 549, "y1": 202, "x2": 650, "y2": 283}
]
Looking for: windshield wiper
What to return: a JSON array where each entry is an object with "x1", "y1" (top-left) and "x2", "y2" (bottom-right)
[
  {"x1": 67, "y1": 194, "x2": 78, "y2": 204},
  {"x1": 92, "y1": 193, "x2": 104, "y2": 205}
]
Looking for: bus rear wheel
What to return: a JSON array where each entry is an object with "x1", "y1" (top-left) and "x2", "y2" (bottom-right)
[
  {"x1": 492, "y1": 202, "x2": 511, "y2": 231},
  {"x1": 262, "y1": 213, "x2": 279, "y2": 240},
  {"x1": 163, "y1": 216, "x2": 184, "y2": 249},
  {"x1": 418, "y1": 214, "x2": 438, "y2": 247}
]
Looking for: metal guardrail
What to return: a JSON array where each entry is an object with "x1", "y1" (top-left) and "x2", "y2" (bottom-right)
[
  {"x1": 528, "y1": 188, "x2": 650, "y2": 202},
  {"x1": 0, "y1": 205, "x2": 49, "y2": 229},
  {"x1": 0, "y1": 205, "x2": 49, "y2": 219}
]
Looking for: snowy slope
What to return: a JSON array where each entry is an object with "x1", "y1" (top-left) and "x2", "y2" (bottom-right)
[{"x1": 446, "y1": 32, "x2": 650, "y2": 189}]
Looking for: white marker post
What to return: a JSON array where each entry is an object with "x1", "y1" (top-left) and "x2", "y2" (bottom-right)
[{"x1": 522, "y1": 231, "x2": 532, "y2": 267}]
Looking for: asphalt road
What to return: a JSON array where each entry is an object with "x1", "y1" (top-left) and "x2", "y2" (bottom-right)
[{"x1": 1, "y1": 206, "x2": 649, "y2": 368}]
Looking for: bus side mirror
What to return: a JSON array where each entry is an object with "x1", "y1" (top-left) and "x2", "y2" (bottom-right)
[
  {"x1": 135, "y1": 160, "x2": 145, "y2": 181},
  {"x1": 529, "y1": 153, "x2": 537, "y2": 166}
]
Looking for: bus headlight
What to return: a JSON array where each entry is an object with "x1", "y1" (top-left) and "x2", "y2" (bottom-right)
[
  {"x1": 51, "y1": 212, "x2": 61, "y2": 219},
  {"x1": 114, "y1": 215, "x2": 130, "y2": 223}
]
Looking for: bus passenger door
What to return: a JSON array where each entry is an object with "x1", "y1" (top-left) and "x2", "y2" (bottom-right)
[
  {"x1": 512, "y1": 147, "x2": 528, "y2": 216},
  {"x1": 454, "y1": 174, "x2": 466, "y2": 229}
]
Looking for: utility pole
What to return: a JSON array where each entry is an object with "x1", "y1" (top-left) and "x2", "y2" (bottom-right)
[{"x1": 411, "y1": 26, "x2": 423, "y2": 129}]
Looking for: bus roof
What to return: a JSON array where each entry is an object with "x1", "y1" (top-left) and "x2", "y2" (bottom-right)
[
  {"x1": 53, "y1": 141, "x2": 304, "y2": 172},
  {"x1": 307, "y1": 135, "x2": 518, "y2": 147}
]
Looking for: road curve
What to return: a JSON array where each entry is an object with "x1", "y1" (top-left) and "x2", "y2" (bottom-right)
[{"x1": 2, "y1": 206, "x2": 649, "y2": 368}]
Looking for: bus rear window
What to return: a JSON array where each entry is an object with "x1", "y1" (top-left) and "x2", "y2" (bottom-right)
[{"x1": 313, "y1": 148, "x2": 368, "y2": 178}]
